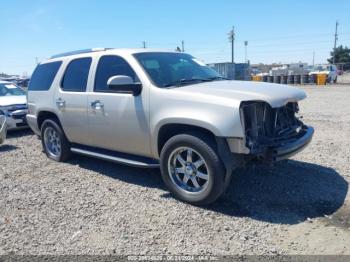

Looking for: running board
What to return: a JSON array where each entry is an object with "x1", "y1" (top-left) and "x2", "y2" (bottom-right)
[{"x1": 70, "y1": 147, "x2": 160, "y2": 168}]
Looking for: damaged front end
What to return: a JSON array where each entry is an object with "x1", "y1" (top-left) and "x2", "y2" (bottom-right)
[{"x1": 239, "y1": 101, "x2": 314, "y2": 162}]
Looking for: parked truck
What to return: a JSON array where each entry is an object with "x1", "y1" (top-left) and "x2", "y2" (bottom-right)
[{"x1": 26, "y1": 48, "x2": 314, "y2": 205}]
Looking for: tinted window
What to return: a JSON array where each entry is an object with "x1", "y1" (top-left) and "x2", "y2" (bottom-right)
[
  {"x1": 94, "y1": 56, "x2": 137, "y2": 92},
  {"x1": 61, "y1": 57, "x2": 91, "y2": 92},
  {"x1": 28, "y1": 61, "x2": 62, "y2": 91}
]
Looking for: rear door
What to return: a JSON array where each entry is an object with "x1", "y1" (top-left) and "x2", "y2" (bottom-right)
[{"x1": 54, "y1": 57, "x2": 92, "y2": 144}]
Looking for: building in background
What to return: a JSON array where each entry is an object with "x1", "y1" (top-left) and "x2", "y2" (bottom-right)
[{"x1": 208, "y1": 62, "x2": 251, "y2": 80}]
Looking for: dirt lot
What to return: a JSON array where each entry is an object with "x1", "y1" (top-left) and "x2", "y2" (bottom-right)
[{"x1": 0, "y1": 85, "x2": 349, "y2": 255}]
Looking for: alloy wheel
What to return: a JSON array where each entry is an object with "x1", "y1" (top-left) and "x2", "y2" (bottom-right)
[
  {"x1": 168, "y1": 147, "x2": 210, "y2": 194},
  {"x1": 44, "y1": 126, "x2": 62, "y2": 158}
]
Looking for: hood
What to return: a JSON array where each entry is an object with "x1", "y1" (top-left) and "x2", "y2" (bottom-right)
[
  {"x1": 175, "y1": 80, "x2": 306, "y2": 108},
  {"x1": 0, "y1": 95, "x2": 27, "y2": 107}
]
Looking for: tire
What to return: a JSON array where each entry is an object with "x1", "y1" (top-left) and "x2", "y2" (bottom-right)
[
  {"x1": 160, "y1": 133, "x2": 225, "y2": 205},
  {"x1": 41, "y1": 119, "x2": 71, "y2": 162},
  {"x1": 334, "y1": 77, "x2": 337, "y2": 84}
]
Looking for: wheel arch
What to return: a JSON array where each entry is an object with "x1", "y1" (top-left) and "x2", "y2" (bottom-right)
[
  {"x1": 156, "y1": 123, "x2": 218, "y2": 157},
  {"x1": 37, "y1": 110, "x2": 62, "y2": 130}
]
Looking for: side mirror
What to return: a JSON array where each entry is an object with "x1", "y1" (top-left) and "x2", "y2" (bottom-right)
[{"x1": 107, "y1": 75, "x2": 142, "y2": 96}]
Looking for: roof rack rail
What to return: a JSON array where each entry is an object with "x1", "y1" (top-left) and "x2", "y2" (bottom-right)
[{"x1": 50, "y1": 48, "x2": 112, "y2": 59}]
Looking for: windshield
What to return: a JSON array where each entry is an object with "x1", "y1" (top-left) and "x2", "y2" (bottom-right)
[
  {"x1": 0, "y1": 83, "x2": 26, "y2": 97},
  {"x1": 134, "y1": 52, "x2": 223, "y2": 88}
]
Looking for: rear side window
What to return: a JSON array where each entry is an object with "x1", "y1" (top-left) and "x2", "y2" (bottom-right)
[
  {"x1": 94, "y1": 55, "x2": 137, "y2": 92},
  {"x1": 28, "y1": 61, "x2": 62, "y2": 91},
  {"x1": 61, "y1": 57, "x2": 92, "y2": 92}
]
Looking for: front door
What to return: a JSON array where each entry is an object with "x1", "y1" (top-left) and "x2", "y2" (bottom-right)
[
  {"x1": 54, "y1": 57, "x2": 92, "y2": 145},
  {"x1": 87, "y1": 55, "x2": 150, "y2": 156}
]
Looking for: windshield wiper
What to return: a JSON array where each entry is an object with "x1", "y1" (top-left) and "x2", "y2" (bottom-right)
[
  {"x1": 163, "y1": 78, "x2": 209, "y2": 87},
  {"x1": 163, "y1": 76, "x2": 228, "y2": 88}
]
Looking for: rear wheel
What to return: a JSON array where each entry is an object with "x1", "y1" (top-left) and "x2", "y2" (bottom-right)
[
  {"x1": 41, "y1": 119, "x2": 71, "y2": 162},
  {"x1": 160, "y1": 133, "x2": 225, "y2": 205}
]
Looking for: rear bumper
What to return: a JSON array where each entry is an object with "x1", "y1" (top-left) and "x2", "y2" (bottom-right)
[
  {"x1": 26, "y1": 114, "x2": 40, "y2": 135},
  {"x1": 266, "y1": 126, "x2": 314, "y2": 161}
]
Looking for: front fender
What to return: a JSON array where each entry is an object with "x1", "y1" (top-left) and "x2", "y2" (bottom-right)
[
  {"x1": 150, "y1": 111, "x2": 244, "y2": 158},
  {"x1": 149, "y1": 87, "x2": 245, "y2": 158}
]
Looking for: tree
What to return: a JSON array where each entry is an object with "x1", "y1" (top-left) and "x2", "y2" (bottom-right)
[{"x1": 328, "y1": 45, "x2": 350, "y2": 70}]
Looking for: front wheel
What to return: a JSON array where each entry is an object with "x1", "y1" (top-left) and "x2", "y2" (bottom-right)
[{"x1": 160, "y1": 133, "x2": 225, "y2": 205}]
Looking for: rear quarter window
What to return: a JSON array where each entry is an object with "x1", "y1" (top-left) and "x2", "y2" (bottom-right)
[
  {"x1": 28, "y1": 61, "x2": 62, "y2": 91},
  {"x1": 61, "y1": 57, "x2": 91, "y2": 92}
]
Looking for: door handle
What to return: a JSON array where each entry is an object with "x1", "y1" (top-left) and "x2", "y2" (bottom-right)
[
  {"x1": 90, "y1": 100, "x2": 104, "y2": 110},
  {"x1": 56, "y1": 98, "x2": 66, "y2": 109}
]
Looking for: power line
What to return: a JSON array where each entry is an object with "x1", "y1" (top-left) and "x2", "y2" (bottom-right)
[
  {"x1": 238, "y1": 32, "x2": 337, "y2": 42},
  {"x1": 194, "y1": 47, "x2": 332, "y2": 56},
  {"x1": 142, "y1": 31, "x2": 350, "y2": 49},
  {"x1": 248, "y1": 39, "x2": 339, "y2": 48}
]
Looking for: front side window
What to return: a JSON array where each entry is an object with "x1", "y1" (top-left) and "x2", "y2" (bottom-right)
[
  {"x1": 94, "y1": 55, "x2": 137, "y2": 92},
  {"x1": 28, "y1": 61, "x2": 62, "y2": 91},
  {"x1": 61, "y1": 57, "x2": 92, "y2": 92},
  {"x1": 134, "y1": 52, "x2": 222, "y2": 88},
  {"x1": 0, "y1": 83, "x2": 26, "y2": 96}
]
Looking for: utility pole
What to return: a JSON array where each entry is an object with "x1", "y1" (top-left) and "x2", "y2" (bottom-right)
[
  {"x1": 142, "y1": 41, "x2": 146, "y2": 48},
  {"x1": 333, "y1": 21, "x2": 339, "y2": 64},
  {"x1": 228, "y1": 26, "x2": 235, "y2": 79},
  {"x1": 244, "y1": 41, "x2": 248, "y2": 63},
  {"x1": 312, "y1": 51, "x2": 315, "y2": 67},
  {"x1": 181, "y1": 40, "x2": 185, "y2": 52},
  {"x1": 228, "y1": 26, "x2": 235, "y2": 64}
]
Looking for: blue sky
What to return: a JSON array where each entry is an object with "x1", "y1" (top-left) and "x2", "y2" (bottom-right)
[{"x1": 1, "y1": 0, "x2": 350, "y2": 75}]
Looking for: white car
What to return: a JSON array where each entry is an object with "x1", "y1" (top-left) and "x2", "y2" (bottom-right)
[
  {"x1": 309, "y1": 65, "x2": 338, "y2": 83},
  {"x1": 0, "y1": 81, "x2": 28, "y2": 130}
]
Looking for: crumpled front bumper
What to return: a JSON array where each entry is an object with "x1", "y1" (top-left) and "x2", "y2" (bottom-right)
[
  {"x1": 265, "y1": 125, "x2": 314, "y2": 161},
  {"x1": 227, "y1": 125, "x2": 314, "y2": 162},
  {"x1": 0, "y1": 115, "x2": 7, "y2": 145}
]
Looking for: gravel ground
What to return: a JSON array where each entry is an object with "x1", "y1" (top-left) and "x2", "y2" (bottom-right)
[{"x1": 0, "y1": 85, "x2": 349, "y2": 255}]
